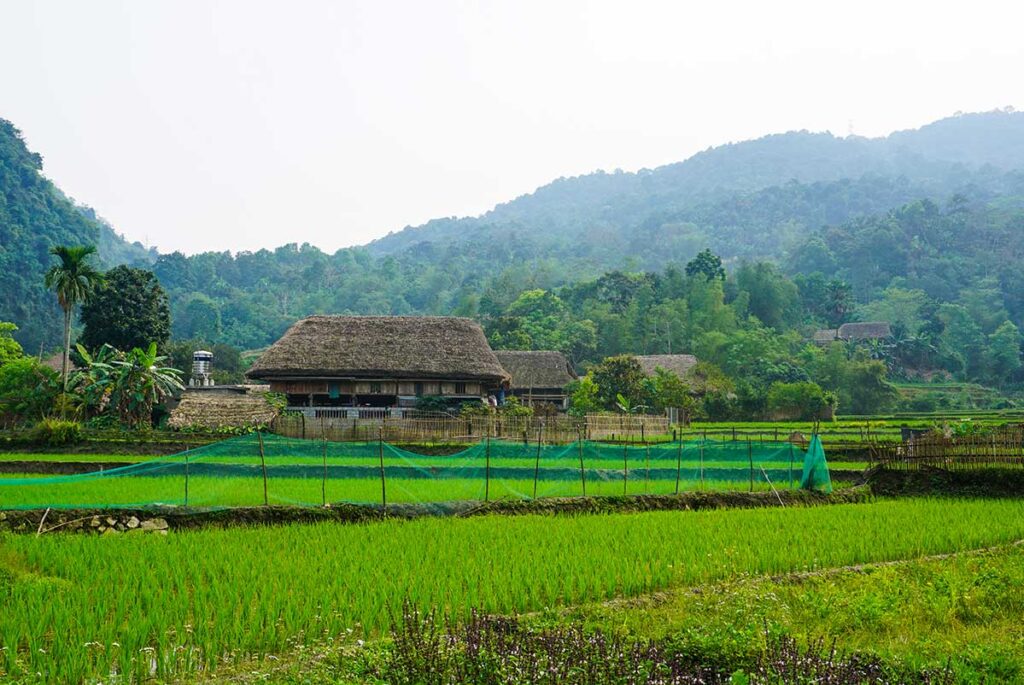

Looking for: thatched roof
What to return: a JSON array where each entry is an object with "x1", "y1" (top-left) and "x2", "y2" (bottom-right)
[
  {"x1": 40, "y1": 352, "x2": 72, "y2": 373},
  {"x1": 812, "y1": 329, "x2": 838, "y2": 343},
  {"x1": 168, "y1": 388, "x2": 279, "y2": 430},
  {"x1": 635, "y1": 354, "x2": 699, "y2": 378},
  {"x1": 495, "y1": 351, "x2": 577, "y2": 389},
  {"x1": 837, "y1": 322, "x2": 892, "y2": 341},
  {"x1": 247, "y1": 316, "x2": 509, "y2": 382}
]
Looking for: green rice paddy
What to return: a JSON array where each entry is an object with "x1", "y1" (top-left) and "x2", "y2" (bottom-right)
[{"x1": 2, "y1": 498, "x2": 1024, "y2": 683}]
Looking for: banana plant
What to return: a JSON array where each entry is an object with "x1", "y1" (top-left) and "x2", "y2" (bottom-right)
[
  {"x1": 108, "y1": 343, "x2": 184, "y2": 429},
  {"x1": 68, "y1": 343, "x2": 119, "y2": 417},
  {"x1": 615, "y1": 393, "x2": 648, "y2": 415}
]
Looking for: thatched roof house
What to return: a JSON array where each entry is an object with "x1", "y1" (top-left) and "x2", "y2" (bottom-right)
[
  {"x1": 635, "y1": 354, "x2": 699, "y2": 379},
  {"x1": 168, "y1": 387, "x2": 279, "y2": 430},
  {"x1": 812, "y1": 329, "x2": 839, "y2": 344},
  {"x1": 494, "y1": 350, "x2": 577, "y2": 409},
  {"x1": 813, "y1": 322, "x2": 892, "y2": 345},
  {"x1": 838, "y1": 321, "x2": 892, "y2": 341},
  {"x1": 247, "y1": 316, "x2": 508, "y2": 410}
]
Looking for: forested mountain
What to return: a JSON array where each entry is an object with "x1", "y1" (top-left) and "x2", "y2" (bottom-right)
[
  {"x1": 0, "y1": 119, "x2": 155, "y2": 352},
  {"x1": 368, "y1": 110, "x2": 1024, "y2": 263}
]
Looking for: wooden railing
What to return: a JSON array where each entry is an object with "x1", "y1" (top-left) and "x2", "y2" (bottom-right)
[
  {"x1": 870, "y1": 429, "x2": 1024, "y2": 471},
  {"x1": 270, "y1": 413, "x2": 670, "y2": 444}
]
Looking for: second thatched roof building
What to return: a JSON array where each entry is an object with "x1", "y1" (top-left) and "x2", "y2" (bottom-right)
[
  {"x1": 247, "y1": 316, "x2": 509, "y2": 413},
  {"x1": 494, "y1": 350, "x2": 577, "y2": 409}
]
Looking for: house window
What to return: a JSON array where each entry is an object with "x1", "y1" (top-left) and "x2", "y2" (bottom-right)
[
  {"x1": 370, "y1": 382, "x2": 382, "y2": 394},
  {"x1": 414, "y1": 382, "x2": 424, "y2": 397},
  {"x1": 454, "y1": 382, "x2": 467, "y2": 394}
]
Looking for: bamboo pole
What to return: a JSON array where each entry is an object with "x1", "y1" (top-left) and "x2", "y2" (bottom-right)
[{"x1": 257, "y1": 429, "x2": 269, "y2": 506}]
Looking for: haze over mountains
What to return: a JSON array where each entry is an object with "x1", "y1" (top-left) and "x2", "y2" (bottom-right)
[
  {"x1": 2, "y1": 109, "x2": 1024, "y2": 352},
  {"x1": 368, "y1": 110, "x2": 1024, "y2": 266}
]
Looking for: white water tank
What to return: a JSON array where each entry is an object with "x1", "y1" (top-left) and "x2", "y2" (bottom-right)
[{"x1": 190, "y1": 350, "x2": 214, "y2": 387}]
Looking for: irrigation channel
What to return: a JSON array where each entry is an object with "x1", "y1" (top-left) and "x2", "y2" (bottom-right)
[{"x1": 0, "y1": 432, "x2": 832, "y2": 510}]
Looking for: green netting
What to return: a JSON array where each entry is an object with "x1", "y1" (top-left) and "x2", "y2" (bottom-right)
[
  {"x1": 0, "y1": 433, "x2": 831, "y2": 509},
  {"x1": 799, "y1": 434, "x2": 833, "y2": 493}
]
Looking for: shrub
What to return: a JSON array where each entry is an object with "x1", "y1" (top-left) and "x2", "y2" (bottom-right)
[
  {"x1": 766, "y1": 381, "x2": 827, "y2": 420},
  {"x1": 0, "y1": 358, "x2": 59, "y2": 426},
  {"x1": 414, "y1": 395, "x2": 450, "y2": 413},
  {"x1": 29, "y1": 419, "x2": 83, "y2": 447},
  {"x1": 498, "y1": 396, "x2": 533, "y2": 417}
]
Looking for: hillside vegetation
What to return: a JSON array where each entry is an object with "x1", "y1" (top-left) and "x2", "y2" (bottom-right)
[{"x1": 0, "y1": 120, "x2": 154, "y2": 352}]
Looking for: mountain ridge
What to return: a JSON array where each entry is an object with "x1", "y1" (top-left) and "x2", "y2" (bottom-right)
[{"x1": 367, "y1": 109, "x2": 1024, "y2": 257}]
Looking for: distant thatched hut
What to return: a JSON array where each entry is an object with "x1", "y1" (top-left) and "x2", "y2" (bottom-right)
[
  {"x1": 634, "y1": 354, "x2": 699, "y2": 379},
  {"x1": 494, "y1": 350, "x2": 577, "y2": 410},
  {"x1": 246, "y1": 316, "x2": 509, "y2": 413},
  {"x1": 813, "y1": 322, "x2": 892, "y2": 345}
]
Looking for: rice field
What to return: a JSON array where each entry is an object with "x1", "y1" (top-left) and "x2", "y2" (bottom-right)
[
  {"x1": 2, "y1": 498, "x2": 1024, "y2": 683},
  {"x1": 0, "y1": 472, "x2": 801, "y2": 509}
]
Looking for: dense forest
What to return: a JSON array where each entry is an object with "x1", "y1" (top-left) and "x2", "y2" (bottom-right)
[
  {"x1": 0, "y1": 120, "x2": 155, "y2": 352},
  {"x1": 4, "y1": 110, "x2": 1024, "y2": 413}
]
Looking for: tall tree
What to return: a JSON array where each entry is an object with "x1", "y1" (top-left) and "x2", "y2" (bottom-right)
[
  {"x1": 79, "y1": 266, "x2": 171, "y2": 353},
  {"x1": 0, "y1": 321, "x2": 23, "y2": 365},
  {"x1": 43, "y1": 245, "x2": 103, "y2": 390},
  {"x1": 685, "y1": 249, "x2": 726, "y2": 282}
]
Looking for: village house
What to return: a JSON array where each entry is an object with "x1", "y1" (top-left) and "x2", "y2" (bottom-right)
[
  {"x1": 494, "y1": 350, "x2": 577, "y2": 410},
  {"x1": 246, "y1": 316, "x2": 509, "y2": 417},
  {"x1": 813, "y1": 321, "x2": 892, "y2": 346}
]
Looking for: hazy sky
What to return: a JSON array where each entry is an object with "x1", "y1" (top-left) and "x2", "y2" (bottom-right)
[{"x1": 2, "y1": 0, "x2": 1022, "y2": 255}]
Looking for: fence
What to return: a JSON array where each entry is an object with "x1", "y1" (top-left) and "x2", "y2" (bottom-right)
[
  {"x1": 870, "y1": 429, "x2": 1024, "y2": 471},
  {"x1": 270, "y1": 413, "x2": 670, "y2": 444},
  {"x1": 0, "y1": 433, "x2": 831, "y2": 510}
]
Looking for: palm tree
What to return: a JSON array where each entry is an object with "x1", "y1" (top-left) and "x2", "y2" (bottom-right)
[{"x1": 44, "y1": 245, "x2": 103, "y2": 391}]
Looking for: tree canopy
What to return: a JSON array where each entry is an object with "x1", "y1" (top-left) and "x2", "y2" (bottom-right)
[{"x1": 79, "y1": 265, "x2": 170, "y2": 353}]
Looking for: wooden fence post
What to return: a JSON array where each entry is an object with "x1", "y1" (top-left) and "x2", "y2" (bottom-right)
[
  {"x1": 699, "y1": 441, "x2": 705, "y2": 491},
  {"x1": 485, "y1": 436, "x2": 491, "y2": 502},
  {"x1": 645, "y1": 444, "x2": 651, "y2": 494},
  {"x1": 578, "y1": 430, "x2": 587, "y2": 497},
  {"x1": 184, "y1": 448, "x2": 189, "y2": 507},
  {"x1": 789, "y1": 443, "x2": 795, "y2": 489},
  {"x1": 623, "y1": 442, "x2": 629, "y2": 495},
  {"x1": 257, "y1": 429, "x2": 269, "y2": 506},
  {"x1": 532, "y1": 428, "x2": 542, "y2": 499},
  {"x1": 747, "y1": 440, "x2": 753, "y2": 493},
  {"x1": 675, "y1": 439, "x2": 683, "y2": 495},
  {"x1": 378, "y1": 428, "x2": 387, "y2": 514},
  {"x1": 321, "y1": 417, "x2": 328, "y2": 507}
]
